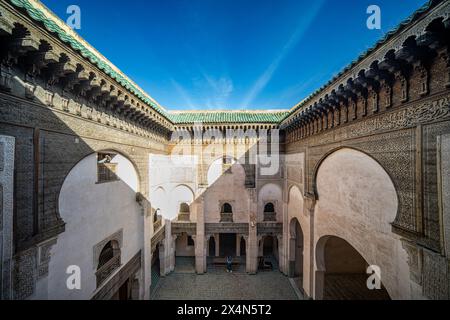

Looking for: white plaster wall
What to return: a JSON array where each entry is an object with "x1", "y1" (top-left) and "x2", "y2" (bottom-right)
[
  {"x1": 313, "y1": 148, "x2": 410, "y2": 300},
  {"x1": 175, "y1": 233, "x2": 196, "y2": 256},
  {"x1": 149, "y1": 155, "x2": 197, "y2": 221},
  {"x1": 152, "y1": 187, "x2": 168, "y2": 218},
  {"x1": 207, "y1": 158, "x2": 224, "y2": 186},
  {"x1": 258, "y1": 183, "x2": 282, "y2": 222},
  {"x1": 47, "y1": 153, "x2": 143, "y2": 300},
  {"x1": 204, "y1": 161, "x2": 249, "y2": 223}
]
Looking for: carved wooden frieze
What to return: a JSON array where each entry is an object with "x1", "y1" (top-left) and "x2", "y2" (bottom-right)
[
  {"x1": 205, "y1": 223, "x2": 249, "y2": 234},
  {"x1": 257, "y1": 222, "x2": 283, "y2": 236},
  {"x1": 171, "y1": 222, "x2": 197, "y2": 235}
]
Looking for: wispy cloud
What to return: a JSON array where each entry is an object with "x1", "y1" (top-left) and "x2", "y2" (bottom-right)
[
  {"x1": 192, "y1": 72, "x2": 234, "y2": 109},
  {"x1": 242, "y1": 0, "x2": 325, "y2": 108},
  {"x1": 270, "y1": 71, "x2": 329, "y2": 107},
  {"x1": 204, "y1": 76, "x2": 234, "y2": 109},
  {"x1": 170, "y1": 78, "x2": 196, "y2": 109}
]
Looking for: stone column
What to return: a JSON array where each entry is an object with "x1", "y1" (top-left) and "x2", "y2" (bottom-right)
[
  {"x1": 281, "y1": 200, "x2": 289, "y2": 275},
  {"x1": 142, "y1": 199, "x2": 153, "y2": 300},
  {"x1": 236, "y1": 235, "x2": 241, "y2": 257},
  {"x1": 0, "y1": 136, "x2": 14, "y2": 300},
  {"x1": 258, "y1": 235, "x2": 264, "y2": 256},
  {"x1": 215, "y1": 233, "x2": 220, "y2": 257},
  {"x1": 246, "y1": 189, "x2": 258, "y2": 274},
  {"x1": 195, "y1": 195, "x2": 206, "y2": 274},
  {"x1": 277, "y1": 234, "x2": 283, "y2": 271},
  {"x1": 161, "y1": 220, "x2": 172, "y2": 276},
  {"x1": 170, "y1": 235, "x2": 178, "y2": 273},
  {"x1": 159, "y1": 239, "x2": 166, "y2": 276}
]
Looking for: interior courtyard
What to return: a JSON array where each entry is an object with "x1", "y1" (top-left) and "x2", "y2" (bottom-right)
[{"x1": 1, "y1": 0, "x2": 450, "y2": 301}]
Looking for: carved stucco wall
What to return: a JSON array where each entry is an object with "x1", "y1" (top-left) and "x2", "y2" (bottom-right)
[
  {"x1": 0, "y1": 136, "x2": 15, "y2": 300},
  {"x1": 441, "y1": 134, "x2": 450, "y2": 257}
]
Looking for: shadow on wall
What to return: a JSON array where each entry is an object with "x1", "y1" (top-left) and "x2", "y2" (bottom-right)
[{"x1": 0, "y1": 23, "x2": 167, "y2": 299}]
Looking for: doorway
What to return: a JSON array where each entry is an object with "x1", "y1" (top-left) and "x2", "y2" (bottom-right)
[{"x1": 219, "y1": 233, "x2": 236, "y2": 257}]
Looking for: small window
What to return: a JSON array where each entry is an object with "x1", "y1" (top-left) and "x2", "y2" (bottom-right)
[
  {"x1": 264, "y1": 203, "x2": 275, "y2": 213},
  {"x1": 97, "y1": 152, "x2": 118, "y2": 183},
  {"x1": 96, "y1": 240, "x2": 121, "y2": 287},
  {"x1": 221, "y1": 203, "x2": 233, "y2": 213},
  {"x1": 98, "y1": 242, "x2": 114, "y2": 269},
  {"x1": 187, "y1": 236, "x2": 195, "y2": 246}
]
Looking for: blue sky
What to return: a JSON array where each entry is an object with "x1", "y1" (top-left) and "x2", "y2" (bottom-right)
[{"x1": 41, "y1": 0, "x2": 427, "y2": 110}]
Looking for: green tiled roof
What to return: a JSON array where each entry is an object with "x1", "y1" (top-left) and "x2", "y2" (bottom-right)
[{"x1": 169, "y1": 111, "x2": 289, "y2": 124}]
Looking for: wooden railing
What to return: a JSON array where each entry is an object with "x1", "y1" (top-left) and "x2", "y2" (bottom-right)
[
  {"x1": 263, "y1": 212, "x2": 276, "y2": 222},
  {"x1": 153, "y1": 216, "x2": 162, "y2": 231},
  {"x1": 97, "y1": 163, "x2": 118, "y2": 183},
  {"x1": 96, "y1": 254, "x2": 121, "y2": 287},
  {"x1": 220, "y1": 212, "x2": 233, "y2": 223},
  {"x1": 177, "y1": 212, "x2": 190, "y2": 221}
]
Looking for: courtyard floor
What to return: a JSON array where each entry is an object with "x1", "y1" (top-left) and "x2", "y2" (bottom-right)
[{"x1": 151, "y1": 271, "x2": 301, "y2": 300}]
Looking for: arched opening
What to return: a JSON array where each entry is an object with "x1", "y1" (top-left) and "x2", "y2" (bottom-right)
[
  {"x1": 96, "y1": 240, "x2": 121, "y2": 287},
  {"x1": 150, "y1": 245, "x2": 161, "y2": 295},
  {"x1": 169, "y1": 185, "x2": 194, "y2": 220},
  {"x1": 219, "y1": 233, "x2": 236, "y2": 257},
  {"x1": 289, "y1": 218, "x2": 304, "y2": 279},
  {"x1": 315, "y1": 236, "x2": 391, "y2": 300},
  {"x1": 220, "y1": 203, "x2": 233, "y2": 222},
  {"x1": 263, "y1": 202, "x2": 276, "y2": 221},
  {"x1": 264, "y1": 203, "x2": 275, "y2": 213},
  {"x1": 221, "y1": 203, "x2": 232, "y2": 213},
  {"x1": 263, "y1": 236, "x2": 274, "y2": 256},
  {"x1": 175, "y1": 233, "x2": 195, "y2": 272},
  {"x1": 314, "y1": 148, "x2": 401, "y2": 299},
  {"x1": 258, "y1": 236, "x2": 279, "y2": 271}
]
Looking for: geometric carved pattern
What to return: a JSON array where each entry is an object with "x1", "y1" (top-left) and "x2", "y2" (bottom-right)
[
  {"x1": 257, "y1": 222, "x2": 283, "y2": 236},
  {"x1": 298, "y1": 94, "x2": 450, "y2": 236},
  {"x1": 37, "y1": 238, "x2": 57, "y2": 279}
]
